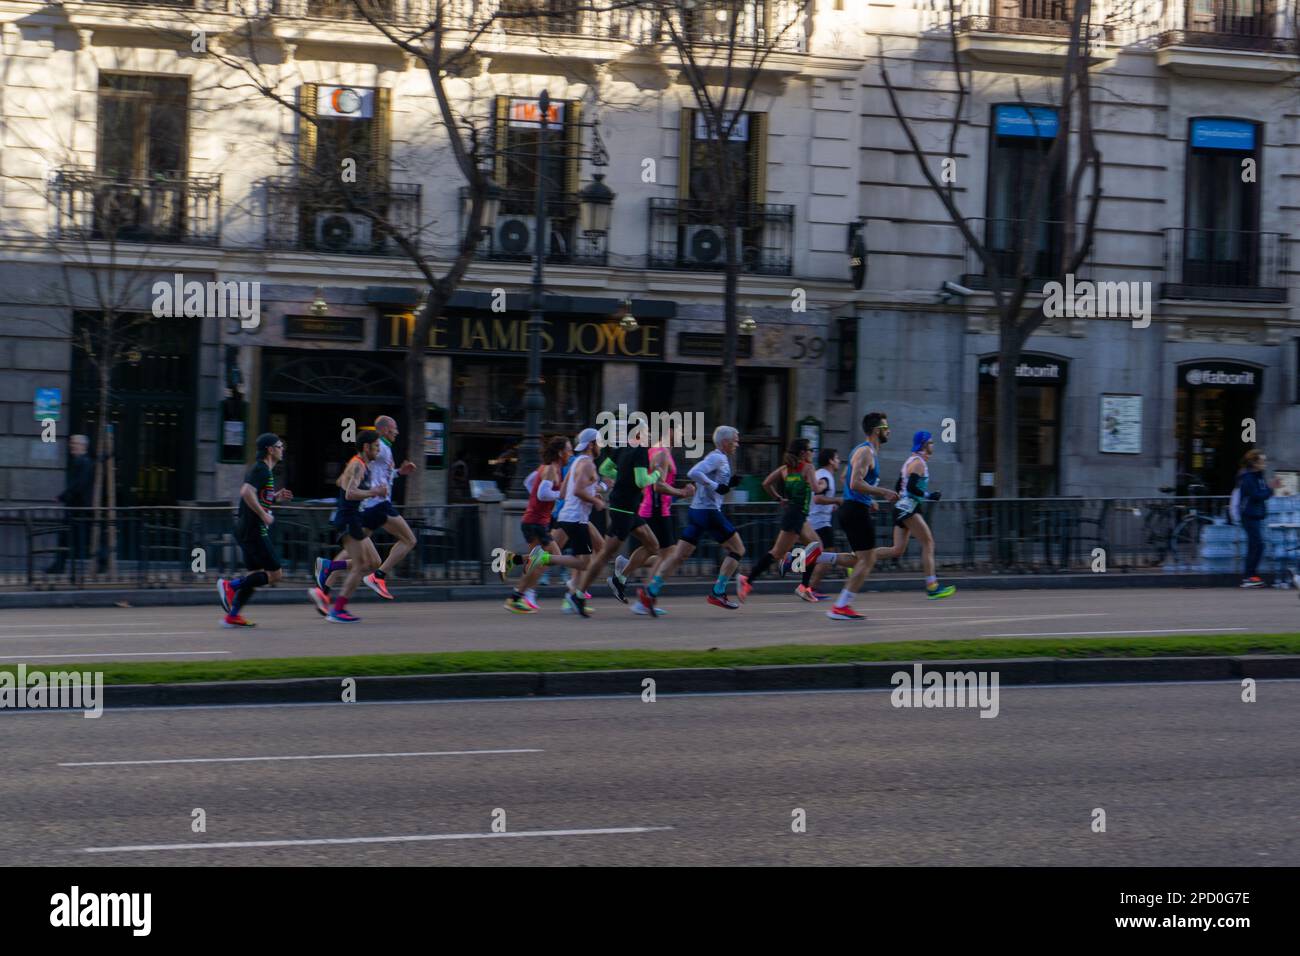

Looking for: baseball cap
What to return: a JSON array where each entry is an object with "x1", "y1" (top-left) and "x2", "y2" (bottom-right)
[
  {"x1": 912, "y1": 430, "x2": 933, "y2": 453},
  {"x1": 256, "y1": 432, "x2": 281, "y2": 454},
  {"x1": 574, "y1": 427, "x2": 600, "y2": 453}
]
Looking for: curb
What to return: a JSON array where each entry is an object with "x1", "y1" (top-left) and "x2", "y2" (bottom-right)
[
  {"x1": 86, "y1": 654, "x2": 1300, "y2": 710},
  {"x1": 0, "y1": 571, "x2": 1246, "y2": 609}
]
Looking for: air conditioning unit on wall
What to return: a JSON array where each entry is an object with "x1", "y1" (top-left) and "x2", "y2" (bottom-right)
[
  {"x1": 495, "y1": 215, "x2": 538, "y2": 256},
  {"x1": 314, "y1": 212, "x2": 372, "y2": 252},
  {"x1": 682, "y1": 224, "x2": 725, "y2": 265}
]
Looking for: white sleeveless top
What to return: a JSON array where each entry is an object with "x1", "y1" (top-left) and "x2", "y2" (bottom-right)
[
  {"x1": 556, "y1": 454, "x2": 596, "y2": 523},
  {"x1": 807, "y1": 467, "x2": 836, "y2": 529}
]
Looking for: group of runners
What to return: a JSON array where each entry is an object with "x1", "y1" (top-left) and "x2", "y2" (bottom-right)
[
  {"x1": 499, "y1": 410, "x2": 956, "y2": 622},
  {"x1": 217, "y1": 416, "x2": 417, "y2": 626}
]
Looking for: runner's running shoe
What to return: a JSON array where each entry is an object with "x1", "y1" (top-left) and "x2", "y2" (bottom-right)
[
  {"x1": 608, "y1": 573, "x2": 628, "y2": 604},
  {"x1": 526, "y1": 546, "x2": 550, "y2": 573},
  {"x1": 795, "y1": 584, "x2": 821, "y2": 603},
  {"x1": 222, "y1": 613, "x2": 255, "y2": 628},
  {"x1": 779, "y1": 552, "x2": 794, "y2": 578},
  {"x1": 925, "y1": 584, "x2": 956, "y2": 600},
  {"x1": 326, "y1": 609, "x2": 361, "y2": 623},
  {"x1": 737, "y1": 574, "x2": 752, "y2": 603},
  {"x1": 217, "y1": 578, "x2": 234, "y2": 614},
  {"x1": 632, "y1": 601, "x2": 668, "y2": 617},
  {"x1": 809, "y1": 589, "x2": 830, "y2": 601},
  {"x1": 504, "y1": 597, "x2": 535, "y2": 614},
  {"x1": 364, "y1": 573, "x2": 394, "y2": 600},
  {"x1": 636, "y1": 587, "x2": 658, "y2": 617},
  {"x1": 826, "y1": 604, "x2": 864, "y2": 621},
  {"x1": 314, "y1": 557, "x2": 332, "y2": 591},
  {"x1": 498, "y1": 550, "x2": 516, "y2": 584},
  {"x1": 307, "y1": 587, "x2": 329, "y2": 617},
  {"x1": 1240, "y1": 577, "x2": 1265, "y2": 588},
  {"x1": 707, "y1": 592, "x2": 739, "y2": 610},
  {"x1": 614, "y1": 554, "x2": 630, "y2": 578}
]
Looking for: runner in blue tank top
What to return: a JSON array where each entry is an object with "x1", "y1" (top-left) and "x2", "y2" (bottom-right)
[{"x1": 825, "y1": 411, "x2": 900, "y2": 621}]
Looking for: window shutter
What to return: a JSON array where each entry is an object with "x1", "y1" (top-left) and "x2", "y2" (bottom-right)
[
  {"x1": 493, "y1": 95, "x2": 509, "y2": 187},
  {"x1": 299, "y1": 84, "x2": 317, "y2": 172},
  {"x1": 678, "y1": 107, "x2": 693, "y2": 200},
  {"x1": 369, "y1": 87, "x2": 392, "y2": 189},
  {"x1": 747, "y1": 112, "x2": 768, "y2": 208},
  {"x1": 564, "y1": 99, "x2": 581, "y2": 197}
]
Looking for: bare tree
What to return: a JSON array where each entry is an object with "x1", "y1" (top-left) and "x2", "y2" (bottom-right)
[
  {"x1": 879, "y1": 1, "x2": 1105, "y2": 498},
  {"x1": 637, "y1": 0, "x2": 812, "y2": 425}
]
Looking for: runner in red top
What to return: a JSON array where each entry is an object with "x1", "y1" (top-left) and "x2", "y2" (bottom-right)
[{"x1": 505, "y1": 436, "x2": 591, "y2": 614}]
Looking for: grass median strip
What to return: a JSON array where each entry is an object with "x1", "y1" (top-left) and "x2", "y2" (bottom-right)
[{"x1": 1, "y1": 633, "x2": 1297, "y2": 686}]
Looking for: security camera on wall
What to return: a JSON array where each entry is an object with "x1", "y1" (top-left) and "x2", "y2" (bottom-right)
[{"x1": 943, "y1": 280, "x2": 973, "y2": 297}]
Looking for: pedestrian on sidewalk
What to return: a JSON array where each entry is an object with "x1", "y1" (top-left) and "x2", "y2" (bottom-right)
[
  {"x1": 47, "y1": 434, "x2": 96, "y2": 575},
  {"x1": 1237, "y1": 449, "x2": 1279, "y2": 588}
]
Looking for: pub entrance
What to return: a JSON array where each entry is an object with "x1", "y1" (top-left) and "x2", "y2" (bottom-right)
[
  {"x1": 260, "y1": 351, "x2": 406, "y2": 500},
  {"x1": 1176, "y1": 361, "x2": 1261, "y2": 494}
]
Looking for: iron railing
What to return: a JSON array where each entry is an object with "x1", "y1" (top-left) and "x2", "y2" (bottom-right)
[
  {"x1": 1161, "y1": 227, "x2": 1288, "y2": 302},
  {"x1": 12, "y1": 496, "x2": 1296, "y2": 591},
  {"x1": 648, "y1": 198, "x2": 795, "y2": 276},
  {"x1": 50, "y1": 167, "x2": 222, "y2": 247},
  {"x1": 1, "y1": 505, "x2": 484, "y2": 589},
  {"x1": 265, "y1": 177, "x2": 422, "y2": 257},
  {"x1": 960, "y1": 217, "x2": 1071, "y2": 291},
  {"x1": 1158, "y1": 3, "x2": 1298, "y2": 53},
  {"x1": 460, "y1": 187, "x2": 609, "y2": 266}
]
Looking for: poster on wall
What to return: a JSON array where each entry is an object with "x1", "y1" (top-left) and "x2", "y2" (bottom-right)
[{"x1": 1100, "y1": 394, "x2": 1142, "y2": 454}]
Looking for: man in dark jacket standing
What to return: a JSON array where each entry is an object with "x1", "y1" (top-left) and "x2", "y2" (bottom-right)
[
  {"x1": 1237, "y1": 449, "x2": 1278, "y2": 588},
  {"x1": 47, "y1": 434, "x2": 95, "y2": 575}
]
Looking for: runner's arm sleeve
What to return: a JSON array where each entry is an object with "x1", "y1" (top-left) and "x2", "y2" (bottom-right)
[
  {"x1": 598, "y1": 457, "x2": 618, "y2": 480},
  {"x1": 634, "y1": 467, "x2": 661, "y2": 488},
  {"x1": 906, "y1": 473, "x2": 925, "y2": 498},
  {"x1": 687, "y1": 460, "x2": 717, "y2": 489},
  {"x1": 536, "y1": 479, "x2": 558, "y2": 501}
]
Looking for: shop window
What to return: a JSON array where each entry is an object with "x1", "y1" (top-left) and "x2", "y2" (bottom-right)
[{"x1": 975, "y1": 354, "x2": 1066, "y2": 498}]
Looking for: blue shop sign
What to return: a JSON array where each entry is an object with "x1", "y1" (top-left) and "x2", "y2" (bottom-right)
[
  {"x1": 1191, "y1": 119, "x2": 1255, "y2": 151},
  {"x1": 994, "y1": 105, "x2": 1059, "y2": 139}
]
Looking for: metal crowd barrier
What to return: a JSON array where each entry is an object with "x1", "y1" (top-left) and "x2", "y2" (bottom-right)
[{"x1": 4, "y1": 494, "x2": 1274, "y2": 590}]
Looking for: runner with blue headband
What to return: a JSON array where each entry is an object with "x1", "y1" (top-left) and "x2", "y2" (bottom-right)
[{"x1": 875, "y1": 429, "x2": 956, "y2": 600}]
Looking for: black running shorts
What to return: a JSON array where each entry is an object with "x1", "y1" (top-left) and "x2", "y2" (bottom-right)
[
  {"x1": 838, "y1": 499, "x2": 877, "y2": 552},
  {"x1": 646, "y1": 514, "x2": 675, "y2": 548},
  {"x1": 607, "y1": 508, "x2": 645, "y2": 541},
  {"x1": 361, "y1": 500, "x2": 399, "y2": 531},
  {"x1": 815, "y1": 525, "x2": 836, "y2": 551},
  {"x1": 779, "y1": 505, "x2": 808, "y2": 534},
  {"x1": 238, "y1": 529, "x2": 281, "y2": 573},
  {"x1": 520, "y1": 521, "x2": 553, "y2": 546},
  {"x1": 557, "y1": 521, "x2": 592, "y2": 556}
]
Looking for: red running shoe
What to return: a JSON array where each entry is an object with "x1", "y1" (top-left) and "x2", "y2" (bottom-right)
[
  {"x1": 707, "y1": 592, "x2": 739, "y2": 610},
  {"x1": 364, "y1": 573, "x2": 394, "y2": 599},
  {"x1": 825, "y1": 604, "x2": 865, "y2": 622}
]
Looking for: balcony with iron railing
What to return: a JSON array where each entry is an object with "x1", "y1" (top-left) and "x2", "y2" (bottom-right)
[
  {"x1": 265, "y1": 177, "x2": 422, "y2": 256},
  {"x1": 50, "y1": 167, "x2": 222, "y2": 246},
  {"x1": 955, "y1": 0, "x2": 1116, "y2": 67},
  {"x1": 459, "y1": 186, "x2": 608, "y2": 266},
  {"x1": 1161, "y1": 227, "x2": 1288, "y2": 302},
  {"x1": 647, "y1": 198, "x2": 794, "y2": 276},
  {"x1": 1156, "y1": 1, "x2": 1299, "y2": 79},
  {"x1": 959, "y1": 217, "x2": 1072, "y2": 292}
]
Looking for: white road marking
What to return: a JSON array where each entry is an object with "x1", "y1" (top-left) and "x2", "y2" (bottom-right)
[
  {"x1": 982, "y1": 627, "x2": 1251, "y2": 637},
  {"x1": 0, "y1": 622, "x2": 198, "y2": 629},
  {"x1": 84, "y1": 826, "x2": 674, "y2": 853},
  {"x1": 0, "y1": 651, "x2": 230, "y2": 660},
  {"x1": 0, "y1": 631, "x2": 207, "y2": 642},
  {"x1": 61, "y1": 748, "x2": 543, "y2": 767}
]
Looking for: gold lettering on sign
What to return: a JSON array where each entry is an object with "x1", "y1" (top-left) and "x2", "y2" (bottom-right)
[
  {"x1": 466, "y1": 319, "x2": 490, "y2": 351},
  {"x1": 491, "y1": 318, "x2": 521, "y2": 352},
  {"x1": 539, "y1": 322, "x2": 554, "y2": 353},
  {"x1": 638, "y1": 325, "x2": 659, "y2": 357},
  {"x1": 430, "y1": 319, "x2": 447, "y2": 349}
]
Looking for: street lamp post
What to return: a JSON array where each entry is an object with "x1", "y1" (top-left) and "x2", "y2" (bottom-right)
[{"x1": 512, "y1": 89, "x2": 553, "y2": 499}]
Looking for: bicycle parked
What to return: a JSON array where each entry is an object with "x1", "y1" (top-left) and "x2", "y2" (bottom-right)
[{"x1": 1131, "y1": 475, "x2": 1214, "y2": 569}]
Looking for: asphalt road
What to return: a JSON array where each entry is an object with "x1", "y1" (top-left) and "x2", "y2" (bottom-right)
[
  {"x1": 2, "y1": 681, "x2": 1296, "y2": 866},
  {"x1": 0, "y1": 586, "x2": 1295, "y2": 663}
]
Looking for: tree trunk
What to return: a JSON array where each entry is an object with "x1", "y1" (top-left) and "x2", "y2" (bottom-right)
[
  {"x1": 994, "y1": 327, "x2": 1024, "y2": 501},
  {"x1": 721, "y1": 226, "x2": 739, "y2": 428},
  {"x1": 404, "y1": 338, "x2": 428, "y2": 507}
]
